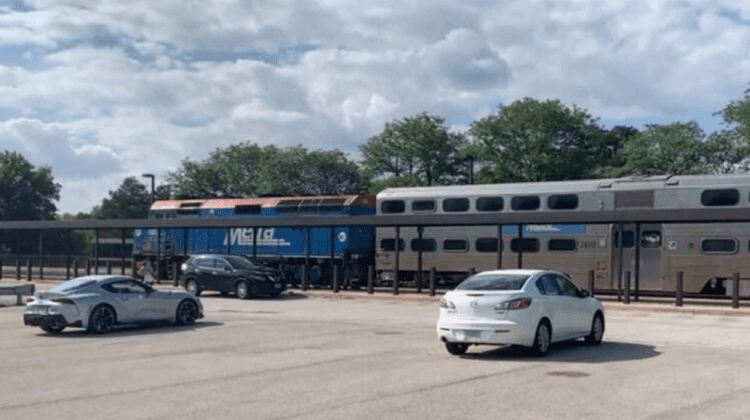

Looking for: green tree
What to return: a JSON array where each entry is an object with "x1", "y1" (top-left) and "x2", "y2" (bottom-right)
[
  {"x1": 711, "y1": 87, "x2": 750, "y2": 173},
  {"x1": 468, "y1": 98, "x2": 614, "y2": 183},
  {"x1": 260, "y1": 146, "x2": 364, "y2": 195},
  {"x1": 618, "y1": 122, "x2": 710, "y2": 175},
  {"x1": 360, "y1": 112, "x2": 468, "y2": 190},
  {"x1": 0, "y1": 151, "x2": 61, "y2": 254},
  {"x1": 91, "y1": 177, "x2": 151, "y2": 219},
  {"x1": 168, "y1": 143, "x2": 364, "y2": 197}
]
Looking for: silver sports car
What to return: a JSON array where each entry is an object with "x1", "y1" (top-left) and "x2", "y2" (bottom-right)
[{"x1": 23, "y1": 275, "x2": 204, "y2": 334}]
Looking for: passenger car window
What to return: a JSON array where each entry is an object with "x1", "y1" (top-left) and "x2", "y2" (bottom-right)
[
  {"x1": 535, "y1": 275, "x2": 561, "y2": 295},
  {"x1": 216, "y1": 260, "x2": 232, "y2": 271},
  {"x1": 554, "y1": 275, "x2": 579, "y2": 297}
]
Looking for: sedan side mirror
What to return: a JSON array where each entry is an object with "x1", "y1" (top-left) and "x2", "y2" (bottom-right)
[
  {"x1": 224, "y1": 266, "x2": 232, "y2": 272},
  {"x1": 579, "y1": 289, "x2": 591, "y2": 298}
]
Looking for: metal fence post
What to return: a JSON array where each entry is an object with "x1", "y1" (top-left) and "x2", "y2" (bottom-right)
[
  {"x1": 16, "y1": 258, "x2": 20, "y2": 280},
  {"x1": 733, "y1": 272, "x2": 740, "y2": 309},
  {"x1": 675, "y1": 272, "x2": 683, "y2": 307},
  {"x1": 66, "y1": 258, "x2": 71, "y2": 280},
  {"x1": 107, "y1": 261, "x2": 112, "y2": 275},
  {"x1": 173, "y1": 261, "x2": 180, "y2": 287},
  {"x1": 429, "y1": 267, "x2": 436, "y2": 297},
  {"x1": 367, "y1": 265, "x2": 374, "y2": 294},
  {"x1": 26, "y1": 259, "x2": 31, "y2": 282},
  {"x1": 588, "y1": 270, "x2": 595, "y2": 296},
  {"x1": 0, "y1": 260, "x2": 2, "y2": 280},
  {"x1": 624, "y1": 271, "x2": 631, "y2": 304},
  {"x1": 74, "y1": 260, "x2": 79, "y2": 278},
  {"x1": 333, "y1": 265, "x2": 340, "y2": 293},
  {"x1": 86, "y1": 259, "x2": 91, "y2": 275}
]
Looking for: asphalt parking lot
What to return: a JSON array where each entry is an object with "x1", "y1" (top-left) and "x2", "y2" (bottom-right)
[{"x1": 2, "y1": 289, "x2": 750, "y2": 420}]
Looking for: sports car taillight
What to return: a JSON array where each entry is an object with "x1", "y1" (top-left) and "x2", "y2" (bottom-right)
[
  {"x1": 495, "y1": 297, "x2": 532, "y2": 311},
  {"x1": 51, "y1": 298, "x2": 76, "y2": 305}
]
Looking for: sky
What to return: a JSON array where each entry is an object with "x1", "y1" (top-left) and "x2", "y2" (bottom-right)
[{"x1": 1, "y1": 0, "x2": 749, "y2": 215}]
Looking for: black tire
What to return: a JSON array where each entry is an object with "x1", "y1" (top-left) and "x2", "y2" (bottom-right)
[
  {"x1": 445, "y1": 342, "x2": 469, "y2": 355},
  {"x1": 175, "y1": 299, "x2": 199, "y2": 326},
  {"x1": 87, "y1": 305, "x2": 116, "y2": 334},
  {"x1": 40, "y1": 323, "x2": 65, "y2": 334},
  {"x1": 585, "y1": 313, "x2": 605, "y2": 345},
  {"x1": 531, "y1": 321, "x2": 551, "y2": 357},
  {"x1": 235, "y1": 280, "x2": 250, "y2": 300},
  {"x1": 185, "y1": 279, "x2": 201, "y2": 296}
]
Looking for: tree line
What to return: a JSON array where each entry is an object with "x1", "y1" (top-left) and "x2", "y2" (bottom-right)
[{"x1": 2, "y1": 92, "x2": 750, "y2": 254}]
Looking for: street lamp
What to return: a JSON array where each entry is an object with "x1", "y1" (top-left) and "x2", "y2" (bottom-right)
[{"x1": 142, "y1": 173, "x2": 155, "y2": 203}]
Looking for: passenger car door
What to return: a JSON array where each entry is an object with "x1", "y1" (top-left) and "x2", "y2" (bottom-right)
[
  {"x1": 213, "y1": 258, "x2": 236, "y2": 293},
  {"x1": 534, "y1": 275, "x2": 571, "y2": 340},
  {"x1": 553, "y1": 274, "x2": 591, "y2": 337},
  {"x1": 193, "y1": 257, "x2": 217, "y2": 289}
]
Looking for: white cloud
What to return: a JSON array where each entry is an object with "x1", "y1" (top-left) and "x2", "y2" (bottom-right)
[{"x1": 0, "y1": 0, "x2": 748, "y2": 214}]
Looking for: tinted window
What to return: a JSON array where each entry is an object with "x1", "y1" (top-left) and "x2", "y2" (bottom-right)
[
  {"x1": 195, "y1": 258, "x2": 215, "y2": 268},
  {"x1": 511, "y1": 196, "x2": 540, "y2": 211},
  {"x1": 547, "y1": 194, "x2": 578, "y2": 210},
  {"x1": 443, "y1": 239, "x2": 468, "y2": 251},
  {"x1": 701, "y1": 239, "x2": 737, "y2": 254},
  {"x1": 443, "y1": 198, "x2": 470, "y2": 212},
  {"x1": 380, "y1": 238, "x2": 405, "y2": 251},
  {"x1": 548, "y1": 239, "x2": 577, "y2": 252},
  {"x1": 510, "y1": 238, "x2": 539, "y2": 253},
  {"x1": 554, "y1": 275, "x2": 578, "y2": 297},
  {"x1": 641, "y1": 231, "x2": 661, "y2": 248},
  {"x1": 476, "y1": 197, "x2": 504, "y2": 211},
  {"x1": 411, "y1": 238, "x2": 436, "y2": 252},
  {"x1": 235, "y1": 205, "x2": 261, "y2": 214},
  {"x1": 701, "y1": 189, "x2": 740, "y2": 206},
  {"x1": 412, "y1": 200, "x2": 435, "y2": 212},
  {"x1": 535, "y1": 275, "x2": 561, "y2": 295},
  {"x1": 475, "y1": 238, "x2": 503, "y2": 252},
  {"x1": 381, "y1": 200, "x2": 405, "y2": 213},
  {"x1": 614, "y1": 231, "x2": 635, "y2": 248},
  {"x1": 456, "y1": 274, "x2": 529, "y2": 291}
]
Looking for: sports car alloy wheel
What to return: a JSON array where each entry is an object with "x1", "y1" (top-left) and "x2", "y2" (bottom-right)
[
  {"x1": 176, "y1": 300, "x2": 198, "y2": 326},
  {"x1": 88, "y1": 305, "x2": 116, "y2": 334}
]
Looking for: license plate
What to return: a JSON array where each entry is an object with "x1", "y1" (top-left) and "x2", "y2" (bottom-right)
[
  {"x1": 457, "y1": 329, "x2": 482, "y2": 341},
  {"x1": 35, "y1": 306, "x2": 49, "y2": 314}
]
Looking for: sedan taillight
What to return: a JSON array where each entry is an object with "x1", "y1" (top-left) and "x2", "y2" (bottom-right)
[{"x1": 495, "y1": 297, "x2": 532, "y2": 311}]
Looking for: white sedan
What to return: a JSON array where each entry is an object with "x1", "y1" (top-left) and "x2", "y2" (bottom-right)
[
  {"x1": 24, "y1": 275, "x2": 203, "y2": 334},
  {"x1": 437, "y1": 269, "x2": 604, "y2": 356}
]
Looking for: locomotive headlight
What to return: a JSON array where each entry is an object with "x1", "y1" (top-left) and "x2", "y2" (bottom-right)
[{"x1": 181, "y1": 263, "x2": 188, "y2": 271}]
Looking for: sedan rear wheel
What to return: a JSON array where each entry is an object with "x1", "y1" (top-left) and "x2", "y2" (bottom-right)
[
  {"x1": 585, "y1": 313, "x2": 604, "y2": 345},
  {"x1": 445, "y1": 342, "x2": 469, "y2": 355},
  {"x1": 235, "y1": 280, "x2": 250, "y2": 300},
  {"x1": 88, "y1": 305, "x2": 116, "y2": 334},
  {"x1": 185, "y1": 279, "x2": 201, "y2": 296},
  {"x1": 532, "y1": 321, "x2": 551, "y2": 356},
  {"x1": 176, "y1": 299, "x2": 198, "y2": 326}
]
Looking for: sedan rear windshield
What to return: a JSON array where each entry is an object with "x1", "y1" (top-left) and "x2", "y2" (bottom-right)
[{"x1": 456, "y1": 274, "x2": 530, "y2": 291}]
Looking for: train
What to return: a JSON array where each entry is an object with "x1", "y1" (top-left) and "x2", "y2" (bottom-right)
[
  {"x1": 133, "y1": 174, "x2": 750, "y2": 296},
  {"x1": 132, "y1": 195, "x2": 377, "y2": 287}
]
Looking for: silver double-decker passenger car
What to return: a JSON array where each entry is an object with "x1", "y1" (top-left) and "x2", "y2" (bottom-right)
[{"x1": 376, "y1": 174, "x2": 750, "y2": 296}]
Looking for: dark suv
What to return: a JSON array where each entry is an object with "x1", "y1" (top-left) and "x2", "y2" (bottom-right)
[{"x1": 180, "y1": 254, "x2": 285, "y2": 299}]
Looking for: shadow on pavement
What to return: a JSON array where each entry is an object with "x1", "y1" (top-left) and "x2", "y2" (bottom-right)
[
  {"x1": 34, "y1": 320, "x2": 224, "y2": 339},
  {"x1": 459, "y1": 340, "x2": 660, "y2": 363}
]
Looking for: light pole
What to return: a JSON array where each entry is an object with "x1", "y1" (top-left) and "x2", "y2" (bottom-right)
[{"x1": 142, "y1": 173, "x2": 155, "y2": 203}]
